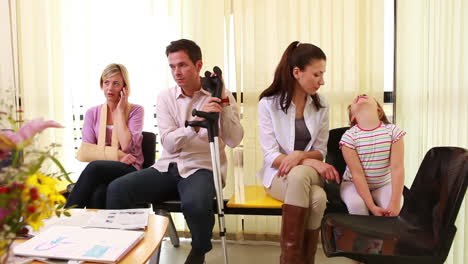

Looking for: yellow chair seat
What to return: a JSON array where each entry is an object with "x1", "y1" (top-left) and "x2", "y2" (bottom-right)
[{"x1": 227, "y1": 185, "x2": 283, "y2": 209}]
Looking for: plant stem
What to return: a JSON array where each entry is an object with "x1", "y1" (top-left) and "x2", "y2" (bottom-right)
[{"x1": 10, "y1": 150, "x2": 20, "y2": 168}]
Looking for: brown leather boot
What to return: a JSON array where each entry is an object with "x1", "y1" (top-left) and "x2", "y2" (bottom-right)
[
  {"x1": 280, "y1": 204, "x2": 308, "y2": 264},
  {"x1": 303, "y1": 228, "x2": 320, "y2": 264}
]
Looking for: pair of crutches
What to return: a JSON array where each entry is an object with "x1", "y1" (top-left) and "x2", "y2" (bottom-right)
[{"x1": 185, "y1": 66, "x2": 228, "y2": 264}]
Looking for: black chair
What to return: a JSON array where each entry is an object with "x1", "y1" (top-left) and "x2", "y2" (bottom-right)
[
  {"x1": 324, "y1": 127, "x2": 350, "y2": 214},
  {"x1": 321, "y1": 147, "x2": 468, "y2": 264},
  {"x1": 141, "y1": 131, "x2": 156, "y2": 169}
]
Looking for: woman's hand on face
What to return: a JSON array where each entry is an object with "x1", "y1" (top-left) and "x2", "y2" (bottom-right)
[
  {"x1": 117, "y1": 87, "x2": 128, "y2": 113},
  {"x1": 119, "y1": 153, "x2": 136, "y2": 165},
  {"x1": 278, "y1": 151, "x2": 304, "y2": 177},
  {"x1": 302, "y1": 159, "x2": 340, "y2": 183}
]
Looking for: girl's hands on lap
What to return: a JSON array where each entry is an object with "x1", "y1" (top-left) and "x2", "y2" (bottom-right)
[
  {"x1": 278, "y1": 151, "x2": 304, "y2": 177},
  {"x1": 302, "y1": 159, "x2": 340, "y2": 183},
  {"x1": 369, "y1": 205, "x2": 388, "y2": 216},
  {"x1": 385, "y1": 200, "x2": 401, "y2": 216}
]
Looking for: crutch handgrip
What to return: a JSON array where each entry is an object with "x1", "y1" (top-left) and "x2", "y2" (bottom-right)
[
  {"x1": 192, "y1": 109, "x2": 219, "y2": 122},
  {"x1": 185, "y1": 120, "x2": 208, "y2": 128}
]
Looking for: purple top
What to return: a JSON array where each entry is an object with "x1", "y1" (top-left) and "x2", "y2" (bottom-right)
[
  {"x1": 294, "y1": 118, "x2": 311, "y2": 151},
  {"x1": 82, "y1": 104, "x2": 145, "y2": 170}
]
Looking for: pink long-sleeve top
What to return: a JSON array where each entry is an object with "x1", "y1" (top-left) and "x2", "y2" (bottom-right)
[
  {"x1": 82, "y1": 104, "x2": 145, "y2": 170},
  {"x1": 153, "y1": 85, "x2": 243, "y2": 182}
]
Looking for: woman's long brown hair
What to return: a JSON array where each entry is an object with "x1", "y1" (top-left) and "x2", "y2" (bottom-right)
[{"x1": 259, "y1": 41, "x2": 326, "y2": 113}]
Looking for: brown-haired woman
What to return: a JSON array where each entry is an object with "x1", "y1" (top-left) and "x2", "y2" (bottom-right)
[{"x1": 258, "y1": 41, "x2": 339, "y2": 264}]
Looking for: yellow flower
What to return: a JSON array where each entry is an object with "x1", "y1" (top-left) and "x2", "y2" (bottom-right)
[
  {"x1": 0, "y1": 114, "x2": 71, "y2": 255},
  {"x1": 22, "y1": 173, "x2": 66, "y2": 230}
]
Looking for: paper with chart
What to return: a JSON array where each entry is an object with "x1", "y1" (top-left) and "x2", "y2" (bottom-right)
[
  {"x1": 84, "y1": 208, "x2": 149, "y2": 229},
  {"x1": 13, "y1": 226, "x2": 144, "y2": 263}
]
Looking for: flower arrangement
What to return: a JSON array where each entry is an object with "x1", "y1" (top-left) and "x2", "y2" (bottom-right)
[{"x1": 0, "y1": 108, "x2": 72, "y2": 262}]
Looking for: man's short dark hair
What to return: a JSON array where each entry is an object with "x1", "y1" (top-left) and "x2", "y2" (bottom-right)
[{"x1": 165, "y1": 39, "x2": 202, "y2": 65}]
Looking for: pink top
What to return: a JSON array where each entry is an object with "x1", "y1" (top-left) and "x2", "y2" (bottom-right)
[
  {"x1": 153, "y1": 85, "x2": 243, "y2": 182},
  {"x1": 82, "y1": 104, "x2": 145, "y2": 170}
]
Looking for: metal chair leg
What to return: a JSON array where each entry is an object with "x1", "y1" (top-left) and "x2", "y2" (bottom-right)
[
  {"x1": 167, "y1": 214, "x2": 180, "y2": 247},
  {"x1": 154, "y1": 208, "x2": 180, "y2": 248}
]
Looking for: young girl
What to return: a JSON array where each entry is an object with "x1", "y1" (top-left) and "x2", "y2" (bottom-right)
[{"x1": 340, "y1": 94, "x2": 405, "y2": 217}]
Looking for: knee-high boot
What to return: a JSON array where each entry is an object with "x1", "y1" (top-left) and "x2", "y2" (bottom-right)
[
  {"x1": 280, "y1": 204, "x2": 308, "y2": 264},
  {"x1": 303, "y1": 228, "x2": 320, "y2": 264}
]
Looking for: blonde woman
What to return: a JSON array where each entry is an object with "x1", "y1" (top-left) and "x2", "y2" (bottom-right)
[{"x1": 66, "y1": 63, "x2": 144, "y2": 209}]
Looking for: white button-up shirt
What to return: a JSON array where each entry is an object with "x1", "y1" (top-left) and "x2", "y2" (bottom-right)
[
  {"x1": 257, "y1": 94, "x2": 329, "y2": 187},
  {"x1": 153, "y1": 85, "x2": 243, "y2": 182}
]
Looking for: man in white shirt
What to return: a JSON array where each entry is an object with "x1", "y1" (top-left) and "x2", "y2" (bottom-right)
[{"x1": 106, "y1": 39, "x2": 244, "y2": 264}]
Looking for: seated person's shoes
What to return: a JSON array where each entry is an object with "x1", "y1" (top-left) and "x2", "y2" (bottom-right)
[{"x1": 185, "y1": 248, "x2": 206, "y2": 264}]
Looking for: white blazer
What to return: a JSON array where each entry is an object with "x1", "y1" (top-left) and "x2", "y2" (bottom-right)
[{"x1": 257, "y1": 94, "x2": 329, "y2": 188}]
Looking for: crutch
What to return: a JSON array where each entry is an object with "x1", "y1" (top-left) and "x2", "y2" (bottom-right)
[{"x1": 185, "y1": 66, "x2": 228, "y2": 264}]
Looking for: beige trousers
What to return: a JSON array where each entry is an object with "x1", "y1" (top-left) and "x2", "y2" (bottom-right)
[{"x1": 266, "y1": 165, "x2": 327, "y2": 229}]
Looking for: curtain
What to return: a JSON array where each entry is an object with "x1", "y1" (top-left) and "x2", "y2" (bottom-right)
[
  {"x1": 231, "y1": 0, "x2": 384, "y2": 239},
  {"x1": 14, "y1": 0, "x2": 64, "y2": 171},
  {"x1": 59, "y1": 0, "x2": 179, "y2": 175},
  {"x1": 0, "y1": 0, "x2": 19, "y2": 117},
  {"x1": 396, "y1": 0, "x2": 468, "y2": 263},
  {"x1": 162, "y1": 0, "x2": 232, "y2": 237}
]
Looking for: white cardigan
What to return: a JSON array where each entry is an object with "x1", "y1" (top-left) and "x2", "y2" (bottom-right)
[{"x1": 257, "y1": 94, "x2": 329, "y2": 188}]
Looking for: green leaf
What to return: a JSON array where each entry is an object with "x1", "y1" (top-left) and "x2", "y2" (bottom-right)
[
  {"x1": 56, "y1": 172, "x2": 75, "y2": 180},
  {"x1": 11, "y1": 149, "x2": 21, "y2": 168},
  {"x1": 63, "y1": 212, "x2": 71, "y2": 217},
  {"x1": 45, "y1": 153, "x2": 73, "y2": 183},
  {"x1": 29, "y1": 155, "x2": 46, "y2": 175}
]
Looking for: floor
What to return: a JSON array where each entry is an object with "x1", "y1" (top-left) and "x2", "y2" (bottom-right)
[{"x1": 158, "y1": 238, "x2": 354, "y2": 264}]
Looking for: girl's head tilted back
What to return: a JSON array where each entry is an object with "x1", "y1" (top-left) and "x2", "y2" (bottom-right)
[
  {"x1": 259, "y1": 41, "x2": 326, "y2": 113},
  {"x1": 347, "y1": 94, "x2": 390, "y2": 126}
]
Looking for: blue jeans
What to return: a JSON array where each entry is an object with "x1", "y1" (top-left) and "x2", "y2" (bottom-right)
[{"x1": 106, "y1": 163, "x2": 216, "y2": 254}]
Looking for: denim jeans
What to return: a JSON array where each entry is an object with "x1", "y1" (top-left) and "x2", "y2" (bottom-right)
[{"x1": 106, "y1": 163, "x2": 216, "y2": 253}]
